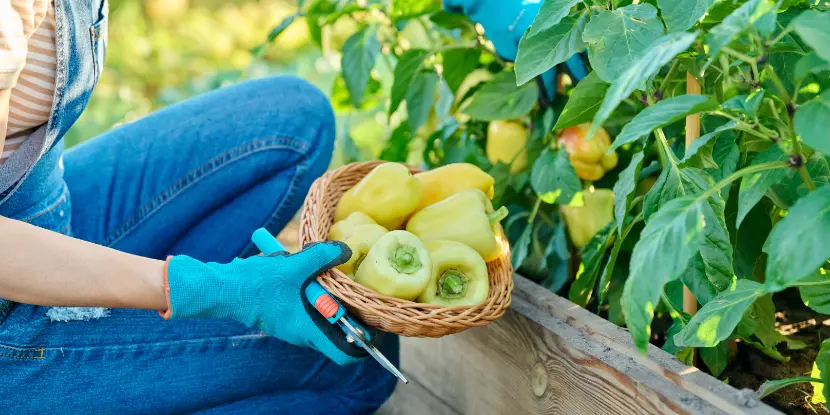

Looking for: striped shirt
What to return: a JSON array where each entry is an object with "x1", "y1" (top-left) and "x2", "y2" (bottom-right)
[{"x1": 0, "y1": 0, "x2": 56, "y2": 165}]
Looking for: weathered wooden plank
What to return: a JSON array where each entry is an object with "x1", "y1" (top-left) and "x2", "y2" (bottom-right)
[
  {"x1": 394, "y1": 275, "x2": 780, "y2": 415},
  {"x1": 377, "y1": 378, "x2": 459, "y2": 415}
]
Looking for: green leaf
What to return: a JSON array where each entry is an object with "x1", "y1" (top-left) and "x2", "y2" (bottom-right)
[
  {"x1": 753, "y1": 0, "x2": 781, "y2": 37},
  {"x1": 764, "y1": 184, "x2": 830, "y2": 292},
  {"x1": 680, "y1": 125, "x2": 731, "y2": 170},
  {"x1": 623, "y1": 196, "x2": 707, "y2": 352},
  {"x1": 380, "y1": 123, "x2": 411, "y2": 162},
  {"x1": 392, "y1": 0, "x2": 441, "y2": 20},
  {"x1": 516, "y1": 12, "x2": 589, "y2": 85},
  {"x1": 429, "y1": 11, "x2": 471, "y2": 30},
  {"x1": 758, "y1": 377, "x2": 824, "y2": 399},
  {"x1": 704, "y1": 0, "x2": 775, "y2": 70},
  {"x1": 569, "y1": 222, "x2": 616, "y2": 307},
  {"x1": 405, "y1": 71, "x2": 439, "y2": 133},
  {"x1": 658, "y1": 0, "x2": 717, "y2": 32},
  {"x1": 331, "y1": 75, "x2": 382, "y2": 112},
  {"x1": 512, "y1": 220, "x2": 533, "y2": 270},
  {"x1": 390, "y1": 49, "x2": 430, "y2": 116},
  {"x1": 795, "y1": 90, "x2": 830, "y2": 155},
  {"x1": 690, "y1": 204, "x2": 736, "y2": 304},
  {"x1": 553, "y1": 71, "x2": 610, "y2": 130},
  {"x1": 644, "y1": 163, "x2": 712, "y2": 221},
  {"x1": 792, "y1": 9, "x2": 830, "y2": 63},
  {"x1": 341, "y1": 28, "x2": 381, "y2": 108},
  {"x1": 662, "y1": 315, "x2": 693, "y2": 355},
  {"x1": 442, "y1": 48, "x2": 481, "y2": 94},
  {"x1": 798, "y1": 272, "x2": 830, "y2": 314},
  {"x1": 720, "y1": 90, "x2": 766, "y2": 118},
  {"x1": 734, "y1": 202, "x2": 773, "y2": 279},
  {"x1": 526, "y1": 0, "x2": 582, "y2": 38},
  {"x1": 795, "y1": 52, "x2": 830, "y2": 80},
  {"x1": 462, "y1": 71, "x2": 539, "y2": 121},
  {"x1": 700, "y1": 342, "x2": 729, "y2": 377},
  {"x1": 769, "y1": 154, "x2": 830, "y2": 208},
  {"x1": 613, "y1": 152, "x2": 645, "y2": 234},
  {"x1": 610, "y1": 95, "x2": 718, "y2": 152},
  {"x1": 582, "y1": 4, "x2": 666, "y2": 83},
  {"x1": 709, "y1": 130, "x2": 741, "y2": 182},
  {"x1": 267, "y1": 14, "x2": 298, "y2": 43},
  {"x1": 816, "y1": 339, "x2": 830, "y2": 404},
  {"x1": 675, "y1": 279, "x2": 763, "y2": 348},
  {"x1": 488, "y1": 162, "x2": 512, "y2": 207},
  {"x1": 644, "y1": 164, "x2": 734, "y2": 303},
  {"x1": 598, "y1": 215, "x2": 639, "y2": 308},
  {"x1": 749, "y1": 293, "x2": 803, "y2": 357},
  {"x1": 531, "y1": 149, "x2": 583, "y2": 205},
  {"x1": 306, "y1": 0, "x2": 337, "y2": 47},
  {"x1": 737, "y1": 146, "x2": 793, "y2": 228},
  {"x1": 590, "y1": 32, "x2": 698, "y2": 138}
]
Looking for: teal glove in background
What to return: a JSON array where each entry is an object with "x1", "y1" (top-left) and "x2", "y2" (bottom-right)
[
  {"x1": 162, "y1": 241, "x2": 368, "y2": 365},
  {"x1": 443, "y1": 0, "x2": 588, "y2": 99}
]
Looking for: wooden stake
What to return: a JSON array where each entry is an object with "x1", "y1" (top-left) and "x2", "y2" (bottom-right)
[{"x1": 684, "y1": 72, "x2": 701, "y2": 317}]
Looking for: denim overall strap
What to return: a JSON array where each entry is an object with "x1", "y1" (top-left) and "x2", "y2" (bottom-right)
[{"x1": 0, "y1": 0, "x2": 108, "y2": 199}]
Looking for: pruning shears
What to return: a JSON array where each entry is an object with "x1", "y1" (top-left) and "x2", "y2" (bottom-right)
[{"x1": 250, "y1": 228, "x2": 408, "y2": 384}]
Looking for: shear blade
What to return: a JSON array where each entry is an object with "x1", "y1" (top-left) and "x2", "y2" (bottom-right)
[{"x1": 338, "y1": 318, "x2": 408, "y2": 384}]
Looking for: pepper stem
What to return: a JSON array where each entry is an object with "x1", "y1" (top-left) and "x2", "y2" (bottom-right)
[
  {"x1": 354, "y1": 254, "x2": 367, "y2": 272},
  {"x1": 437, "y1": 269, "x2": 470, "y2": 299},
  {"x1": 488, "y1": 206, "x2": 509, "y2": 226},
  {"x1": 389, "y1": 244, "x2": 422, "y2": 274}
]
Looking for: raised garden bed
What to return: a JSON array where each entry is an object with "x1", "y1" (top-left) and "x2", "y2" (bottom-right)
[{"x1": 380, "y1": 275, "x2": 780, "y2": 415}]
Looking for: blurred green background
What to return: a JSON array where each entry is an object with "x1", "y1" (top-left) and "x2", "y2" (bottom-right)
[{"x1": 67, "y1": 0, "x2": 347, "y2": 158}]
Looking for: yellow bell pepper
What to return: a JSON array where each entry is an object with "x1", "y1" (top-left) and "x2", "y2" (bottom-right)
[
  {"x1": 354, "y1": 230, "x2": 432, "y2": 300},
  {"x1": 414, "y1": 163, "x2": 495, "y2": 211},
  {"x1": 418, "y1": 240, "x2": 490, "y2": 306},
  {"x1": 558, "y1": 123, "x2": 618, "y2": 181},
  {"x1": 334, "y1": 163, "x2": 422, "y2": 230},
  {"x1": 406, "y1": 189, "x2": 508, "y2": 262},
  {"x1": 329, "y1": 212, "x2": 377, "y2": 241},
  {"x1": 336, "y1": 224, "x2": 389, "y2": 276},
  {"x1": 560, "y1": 188, "x2": 615, "y2": 249},
  {"x1": 486, "y1": 120, "x2": 529, "y2": 174}
]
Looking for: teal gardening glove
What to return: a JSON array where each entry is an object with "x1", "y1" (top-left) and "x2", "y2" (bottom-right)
[
  {"x1": 443, "y1": 0, "x2": 588, "y2": 101},
  {"x1": 159, "y1": 240, "x2": 368, "y2": 365}
]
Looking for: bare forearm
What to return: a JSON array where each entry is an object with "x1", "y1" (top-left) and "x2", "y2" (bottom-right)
[{"x1": 0, "y1": 216, "x2": 167, "y2": 310}]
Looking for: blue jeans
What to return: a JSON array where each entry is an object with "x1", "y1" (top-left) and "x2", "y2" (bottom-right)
[{"x1": 0, "y1": 76, "x2": 399, "y2": 414}]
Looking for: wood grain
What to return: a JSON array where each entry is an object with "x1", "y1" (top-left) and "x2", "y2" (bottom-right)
[
  {"x1": 377, "y1": 379, "x2": 459, "y2": 415},
  {"x1": 391, "y1": 275, "x2": 780, "y2": 415}
]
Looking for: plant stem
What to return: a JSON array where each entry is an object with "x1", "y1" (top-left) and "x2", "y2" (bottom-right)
[
  {"x1": 699, "y1": 161, "x2": 790, "y2": 201},
  {"x1": 766, "y1": 67, "x2": 793, "y2": 103},
  {"x1": 722, "y1": 47, "x2": 757, "y2": 65},
  {"x1": 655, "y1": 128, "x2": 678, "y2": 167},
  {"x1": 757, "y1": 376, "x2": 822, "y2": 399},
  {"x1": 658, "y1": 60, "x2": 681, "y2": 94},
  {"x1": 792, "y1": 79, "x2": 803, "y2": 104},
  {"x1": 800, "y1": 167, "x2": 817, "y2": 191},
  {"x1": 528, "y1": 197, "x2": 542, "y2": 223},
  {"x1": 661, "y1": 290, "x2": 688, "y2": 324},
  {"x1": 431, "y1": 42, "x2": 478, "y2": 55},
  {"x1": 768, "y1": 28, "x2": 793, "y2": 47}
]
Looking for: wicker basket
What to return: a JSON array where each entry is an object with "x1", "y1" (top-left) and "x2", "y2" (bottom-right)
[{"x1": 299, "y1": 160, "x2": 514, "y2": 338}]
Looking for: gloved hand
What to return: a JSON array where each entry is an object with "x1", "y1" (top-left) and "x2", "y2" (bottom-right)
[
  {"x1": 159, "y1": 240, "x2": 368, "y2": 365},
  {"x1": 443, "y1": 0, "x2": 588, "y2": 100}
]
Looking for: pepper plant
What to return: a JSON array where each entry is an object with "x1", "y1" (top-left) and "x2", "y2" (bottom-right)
[{"x1": 259, "y1": 0, "x2": 830, "y2": 404}]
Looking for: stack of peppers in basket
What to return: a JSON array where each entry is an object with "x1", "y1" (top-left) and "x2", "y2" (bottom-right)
[{"x1": 330, "y1": 163, "x2": 506, "y2": 307}]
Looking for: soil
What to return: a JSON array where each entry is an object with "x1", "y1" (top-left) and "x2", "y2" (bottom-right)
[{"x1": 722, "y1": 288, "x2": 830, "y2": 415}]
